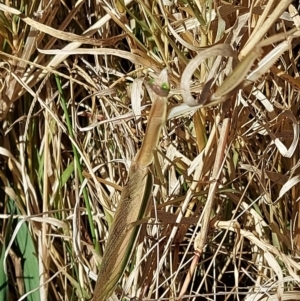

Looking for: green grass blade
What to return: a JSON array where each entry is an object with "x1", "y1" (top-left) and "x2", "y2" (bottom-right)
[
  {"x1": 0, "y1": 202, "x2": 13, "y2": 301},
  {"x1": 55, "y1": 75, "x2": 99, "y2": 252},
  {"x1": 7, "y1": 199, "x2": 40, "y2": 301}
]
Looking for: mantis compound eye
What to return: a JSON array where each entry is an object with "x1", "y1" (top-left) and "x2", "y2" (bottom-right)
[{"x1": 161, "y1": 82, "x2": 169, "y2": 92}]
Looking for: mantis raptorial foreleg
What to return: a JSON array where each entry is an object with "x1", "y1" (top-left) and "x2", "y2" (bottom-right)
[{"x1": 177, "y1": 34, "x2": 298, "y2": 116}]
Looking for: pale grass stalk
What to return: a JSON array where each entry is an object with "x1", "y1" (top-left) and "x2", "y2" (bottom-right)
[
  {"x1": 40, "y1": 97, "x2": 50, "y2": 300},
  {"x1": 179, "y1": 118, "x2": 231, "y2": 298}
]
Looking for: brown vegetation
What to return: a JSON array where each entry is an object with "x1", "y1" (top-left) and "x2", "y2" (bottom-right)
[{"x1": 0, "y1": 0, "x2": 300, "y2": 300}]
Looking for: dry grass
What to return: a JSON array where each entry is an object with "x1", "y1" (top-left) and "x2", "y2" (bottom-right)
[{"x1": 1, "y1": 0, "x2": 300, "y2": 300}]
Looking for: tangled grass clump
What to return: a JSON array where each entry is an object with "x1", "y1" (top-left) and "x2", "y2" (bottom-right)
[{"x1": 0, "y1": 0, "x2": 300, "y2": 300}]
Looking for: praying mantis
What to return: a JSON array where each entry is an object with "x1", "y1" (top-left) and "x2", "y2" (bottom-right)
[
  {"x1": 93, "y1": 32, "x2": 299, "y2": 300},
  {"x1": 93, "y1": 69, "x2": 170, "y2": 301}
]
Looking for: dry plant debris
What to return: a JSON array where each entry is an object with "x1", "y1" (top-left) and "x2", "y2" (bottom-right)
[{"x1": 0, "y1": 0, "x2": 300, "y2": 301}]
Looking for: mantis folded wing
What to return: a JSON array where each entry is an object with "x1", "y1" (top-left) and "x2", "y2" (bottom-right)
[{"x1": 93, "y1": 69, "x2": 169, "y2": 301}]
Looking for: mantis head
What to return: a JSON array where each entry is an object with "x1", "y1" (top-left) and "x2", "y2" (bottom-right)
[{"x1": 148, "y1": 68, "x2": 170, "y2": 97}]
